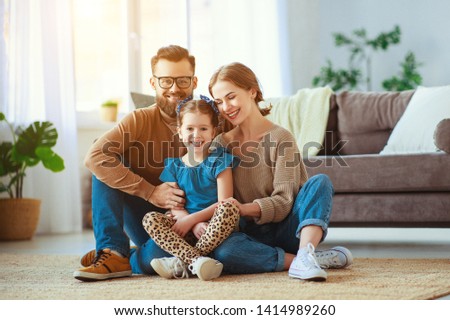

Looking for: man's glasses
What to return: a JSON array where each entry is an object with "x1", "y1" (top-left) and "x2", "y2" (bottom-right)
[{"x1": 153, "y1": 76, "x2": 194, "y2": 89}]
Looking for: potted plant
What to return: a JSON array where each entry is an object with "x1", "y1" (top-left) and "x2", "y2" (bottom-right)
[
  {"x1": 312, "y1": 25, "x2": 423, "y2": 92},
  {"x1": 100, "y1": 99, "x2": 119, "y2": 122},
  {"x1": 0, "y1": 112, "x2": 65, "y2": 240}
]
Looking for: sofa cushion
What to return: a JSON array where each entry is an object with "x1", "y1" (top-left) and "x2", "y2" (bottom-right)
[
  {"x1": 130, "y1": 92, "x2": 155, "y2": 108},
  {"x1": 317, "y1": 96, "x2": 339, "y2": 156},
  {"x1": 305, "y1": 153, "x2": 450, "y2": 193},
  {"x1": 335, "y1": 90, "x2": 414, "y2": 154},
  {"x1": 337, "y1": 90, "x2": 415, "y2": 133},
  {"x1": 338, "y1": 131, "x2": 391, "y2": 155},
  {"x1": 434, "y1": 118, "x2": 450, "y2": 154},
  {"x1": 330, "y1": 193, "x2": 450, "y2": 226},
  {"x1": 380, "y1": 85, "x2": 450, "y2": 154}
]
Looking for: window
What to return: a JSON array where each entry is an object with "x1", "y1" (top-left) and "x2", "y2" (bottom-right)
[
  {"x1": 72, "y1": 0, "x2": 127, "y2": 113},
  {"x1": 72, "y1": 0, "x2": 285, "y2": 118}
]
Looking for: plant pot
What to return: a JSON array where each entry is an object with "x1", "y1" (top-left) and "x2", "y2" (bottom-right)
[
  {"x1": 100, "y1": 106, "x2": 118, "y2": 122},
  {"x1": 0, "y1": 198, "x2": 41, "y2": 241}
]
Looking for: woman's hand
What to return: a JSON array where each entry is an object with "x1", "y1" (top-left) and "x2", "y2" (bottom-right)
[
  {"x1": 221, "y1": 197, "x2": 260, "y2": 218},
  {"x1": 192, "y1": 222, "x2": 209, "y2": 239},
  {"x1": 221, "y1": 197, "x2": 244, "y2": 214}
]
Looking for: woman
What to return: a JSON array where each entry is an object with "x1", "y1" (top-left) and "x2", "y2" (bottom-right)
[{"x1": 208, "y1": 62, "x2": 352, "y2": 281}]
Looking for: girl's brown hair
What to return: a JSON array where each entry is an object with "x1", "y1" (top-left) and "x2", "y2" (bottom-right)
[
  {"x1": 177, "y1": 99, "x2": 220, "y2": 128},
  {"x1": 208, "y1": 62, "x2": 271, "y2": 116}
]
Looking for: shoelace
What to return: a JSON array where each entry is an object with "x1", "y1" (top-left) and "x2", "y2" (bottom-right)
[
  {"x1": 315, "y1": 251, "x2": 338, "y2": 268},
  {"x1": 172, "y1": 258, "x2": 189, "y2": 279},
  {"x1": 299, "y1": 243, "x2": 322, "y2": 270},
  {"x1": 92, "y1": 250, "x2": 111, "y2": 267}
]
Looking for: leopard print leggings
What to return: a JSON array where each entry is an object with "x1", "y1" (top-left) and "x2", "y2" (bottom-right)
[{"x1": 142, "y1": 201, "x2": 239, "y2": 265}]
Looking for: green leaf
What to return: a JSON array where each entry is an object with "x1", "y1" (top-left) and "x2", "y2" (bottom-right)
[
  {"x1": 353, "y1": 28, "x2": 367, "y2": 38},
  {"x1": 333, "y1": 33, "x2": 352, "y2": 46},
  {"x1": 311, "y1": 60, "x2": 362, "y2": 92},
  {"x1": 42, "y1": 153, "x2": 65, "y2": 172},
  {"x1": 382, "y1": 51, "x2": 423, "y2": 91},
  {"x1": 14, "y1": 121, "x2": 58, "y2": 164},
  {"x1": 35, "y1": 146, "x2": 65, "y2": 172},
  {"x1": 35, "y1": 146, "x2": 54, "y2": 160},
  {"x1": 0, "y1": 115, "x2": 65, "y2": 197},
  {"x1": 0, "y1": 142, "x2": 20, "y2": 176}
]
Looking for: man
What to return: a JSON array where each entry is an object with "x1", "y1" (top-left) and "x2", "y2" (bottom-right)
[{"x1": 74, "y1": 45, "x2": 203, "y2": 281}]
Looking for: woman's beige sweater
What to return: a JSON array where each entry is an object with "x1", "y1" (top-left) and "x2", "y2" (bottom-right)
[{"x1": 214, "y1": 125, "x2": 308, "y2": 225}]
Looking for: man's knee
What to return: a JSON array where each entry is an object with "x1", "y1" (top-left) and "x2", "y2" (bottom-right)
[{"x1": 212, "y1": 232, "x2": 246, "y2": 262}]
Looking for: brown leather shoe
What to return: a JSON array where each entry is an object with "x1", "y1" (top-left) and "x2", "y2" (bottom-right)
[
  {"x1": 73, "y1": 249, "x2": 132, "y2": 282},
  {"x1": 80, "y1": 249, "x2": 96, "y2": 267},
  {"x1": 80, "y1": 246, "x2": 137, "y2": 267}
]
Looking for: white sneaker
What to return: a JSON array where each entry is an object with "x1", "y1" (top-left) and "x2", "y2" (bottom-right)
[
  {"x1": 188, "y1": 257, "x2": 223, "y2": 281},
  {"x1": 315, "y1": 246, "x2": 353, "y2": 269},
  {"x1": 150, "y1": 257, "x2": 190, "y2": 279},
  {"x1": 289, "y1": 243, "x2": 327, "y2": 281}
]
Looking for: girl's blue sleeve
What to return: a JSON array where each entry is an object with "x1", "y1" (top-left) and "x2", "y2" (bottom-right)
[
  {"x1": 211, "y1": 147, "x2": 240, "y2": 178},
  {"x1": 159, "y1": 158, "x2": 178, "y2": 182}
]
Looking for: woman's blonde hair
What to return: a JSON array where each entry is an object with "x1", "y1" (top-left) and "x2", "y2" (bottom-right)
[{"x1": 208, "y1": 62, "x2": 271, "y2": 116}]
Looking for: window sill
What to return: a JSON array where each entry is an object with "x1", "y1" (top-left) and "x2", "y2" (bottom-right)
[{"x1": 76, "y1": 111, "x2": 124, "y2": 130}]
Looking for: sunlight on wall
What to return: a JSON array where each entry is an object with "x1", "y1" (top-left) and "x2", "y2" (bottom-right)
[{"x1": 72, "y1": 0, "x2": 286, "y2": 113}]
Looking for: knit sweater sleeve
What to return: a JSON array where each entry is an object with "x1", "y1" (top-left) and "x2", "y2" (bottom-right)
[
  {"x1": 252, "y1": 129, "x2": 308, "y2": 224},
  {"x1": 84, "y1": 110, "x2": 156, "y2": 201}
]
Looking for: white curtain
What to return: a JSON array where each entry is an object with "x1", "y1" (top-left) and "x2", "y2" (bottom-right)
[
  {"x1": 191, "y1": 0, "x2": 292, "y2": 97},
  {"x1": 2, "y1": 0, "x2": 82, "y2": 234}
]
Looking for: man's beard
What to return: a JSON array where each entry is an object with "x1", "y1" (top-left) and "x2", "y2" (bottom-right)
[{"x1": 156, "y1": 95, "x2": 180, "y2": 118}]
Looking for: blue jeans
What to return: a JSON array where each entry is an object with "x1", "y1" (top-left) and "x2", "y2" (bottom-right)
[
  {"x1": 211, "y1": 174, "x2": 334, "y2": 274},
  {"x1": 91, "y1": 175, "x2": 172, "y2": 274}
]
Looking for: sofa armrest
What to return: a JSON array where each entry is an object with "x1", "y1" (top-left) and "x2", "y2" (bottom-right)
[{"x1": 434, "y1": 118, "x2": 450, "y2": 153}]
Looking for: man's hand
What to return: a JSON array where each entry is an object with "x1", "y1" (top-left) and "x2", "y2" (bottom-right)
[{"x1": 149, "y1": 182, "x2": 185, "y2": 209}]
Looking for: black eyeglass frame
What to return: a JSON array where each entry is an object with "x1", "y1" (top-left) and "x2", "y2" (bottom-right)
[{"x1": 153, "y1": 76, "x2": 194, "y2": 89}]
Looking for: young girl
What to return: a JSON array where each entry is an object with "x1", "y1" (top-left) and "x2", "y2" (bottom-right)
[{"x1": 142, "y1": 95, "x2": 239, "y2": 281}]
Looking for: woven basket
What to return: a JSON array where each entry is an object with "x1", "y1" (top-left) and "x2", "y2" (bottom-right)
[{"x1": 0, "y1": 198, "x2": 41, "y2": 241}]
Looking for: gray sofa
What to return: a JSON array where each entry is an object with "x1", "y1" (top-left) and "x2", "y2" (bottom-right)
[
  {"x1": 305, "y1": 90, "x2": 450, "y2": 227},
  {"x1": 82, "y1": 90, "x2": 450, "y2": 228}
]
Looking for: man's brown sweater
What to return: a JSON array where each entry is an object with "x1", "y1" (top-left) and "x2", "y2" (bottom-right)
[{"x1": 84, "y1": 105, "x2": 186, "y2": 201}]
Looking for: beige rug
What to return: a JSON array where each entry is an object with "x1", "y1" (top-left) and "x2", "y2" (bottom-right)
[{"x1": 0, "y1": 254, "x2": 449, "y2": 300}]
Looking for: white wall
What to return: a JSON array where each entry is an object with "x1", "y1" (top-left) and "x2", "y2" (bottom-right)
[{"x1": 286, "y1": 0, "x2": 450, "y2": 92}]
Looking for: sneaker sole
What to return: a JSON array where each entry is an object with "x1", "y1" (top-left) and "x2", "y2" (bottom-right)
[
  {"x1": 196, "y1": 260, "x2": 223, "y2": 281},
  {"x1": 288, "y1": 269, "x2": 327, "y2": 281},
  {"x1": 73, "y1": 270, "x2": 132, "y2": 282},
  {"x1": 332, "y1": 246, "x2": 353, "y2": 268},
  {"x1": 150, "y1": 260, "x2": 175, "y2": 279}
]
